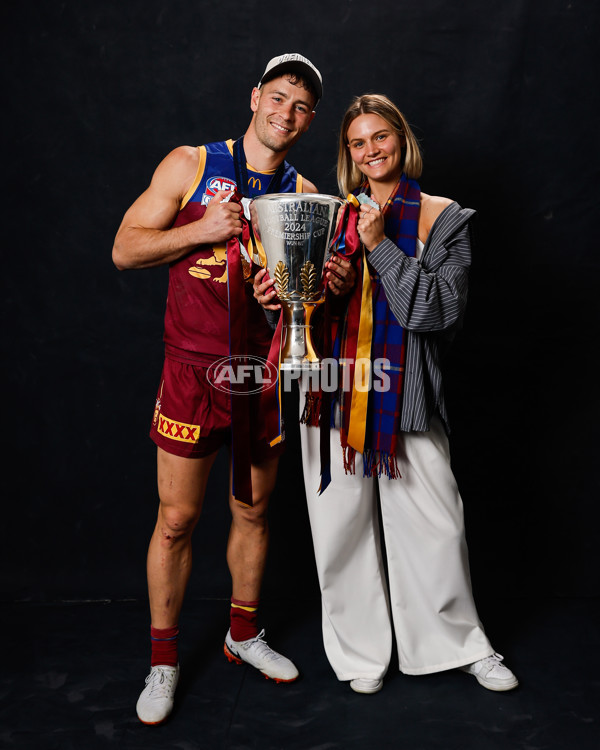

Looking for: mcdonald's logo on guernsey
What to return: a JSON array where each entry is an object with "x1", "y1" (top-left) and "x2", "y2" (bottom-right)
[
  {"x1": 157, "y1": 415, "x2": 200, "y2": 443},
  {"x1": 248, "y1": 176, "x2": 262, "y2": 191}
]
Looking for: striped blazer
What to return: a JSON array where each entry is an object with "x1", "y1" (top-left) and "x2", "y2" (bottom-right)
[{"x1": 368, "y1": 202, "x2": 475, "y2": 433}]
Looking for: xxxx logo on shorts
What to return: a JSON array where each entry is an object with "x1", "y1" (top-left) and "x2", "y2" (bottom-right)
[
  {"x1": 157, "y1": 415, "x2": 200, "y2": 443},
  {"x1": 201, "y1": 176, "x2": 237, "y2": 205}
]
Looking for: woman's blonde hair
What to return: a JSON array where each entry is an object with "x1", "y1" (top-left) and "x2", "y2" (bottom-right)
[{"x1": 337, "y1": 94, "x2": 423, "y2": 196}]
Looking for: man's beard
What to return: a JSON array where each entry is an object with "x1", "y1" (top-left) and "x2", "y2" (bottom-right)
[{"x1": 255, "y1": 118, "x2": 296, "y2": 154}]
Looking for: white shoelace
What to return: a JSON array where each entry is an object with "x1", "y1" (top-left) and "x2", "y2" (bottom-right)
[
  {"x1": 145, "y1": 667, "x2": 177, "y2": 698},
  {"x1": 478, "y1": 653, "x2": 507, "y2": 672},
  {"x1": 242, "y1": 632, "x2": 282, "y2": 662}
]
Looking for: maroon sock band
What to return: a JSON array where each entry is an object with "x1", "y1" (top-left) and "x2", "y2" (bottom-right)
[
  {"x1": 150, "y1": 625, "x2": 179, "y2": 667},
  {"x1": 230, "y1": 598, "x2": 259, "y2": 642}
]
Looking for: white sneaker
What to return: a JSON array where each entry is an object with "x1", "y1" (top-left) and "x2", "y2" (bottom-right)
[
  {"x1": 136, "y1": 664, "x2": 179, "y2": 725},
  {"x1": 350, "y1": 678, "x2": 383, "y2": 694},
  {"x1": 224, "y1": 628, "x2": 299, "y2": 683},
  {"x1": 460, "y1": 653, "x2": 519, "y2": 691}
]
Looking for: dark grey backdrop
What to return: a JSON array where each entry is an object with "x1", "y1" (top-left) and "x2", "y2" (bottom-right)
[{"x1": 3, "y1": 0, "x2": 599, "y2": 605}]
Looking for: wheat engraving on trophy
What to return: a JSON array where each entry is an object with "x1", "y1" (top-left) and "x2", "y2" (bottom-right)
[{"x1": 251, "y1": 193, "x2": 343, "y2": 369}]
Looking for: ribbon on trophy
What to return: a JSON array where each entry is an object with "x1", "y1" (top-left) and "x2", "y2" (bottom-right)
[
  {"x1": 224, "y1": 190, "x2": 285, "y2": 507},
  {"x1": 224, "y1": 189, "x2": 254, "y2": 507},
  {"x1": 226, "y1": 138, "x2": 290, "y2": 506},
  {"x1": 304, "y1": 194, "x2": 373, "y2": 493}
]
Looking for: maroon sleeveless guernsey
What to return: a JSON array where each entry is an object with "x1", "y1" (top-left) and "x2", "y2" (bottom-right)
[{"x1": 163, "y1": 140, "x2": 303, "y2": 365}]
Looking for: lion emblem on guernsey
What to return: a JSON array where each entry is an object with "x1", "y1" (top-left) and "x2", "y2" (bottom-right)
[{"x1": 188, "y1": 244, "x2": 227, "y2": 283}]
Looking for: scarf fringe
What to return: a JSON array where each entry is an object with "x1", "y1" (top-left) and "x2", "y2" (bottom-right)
[
  {"x1": 343, "y1": 446, "x2": 357, "y2": 475},
  {"x1": 362, "y1": 449, "x2": 401, "y2": 479},
  {"x1": 300, "y1": 392, "x2": 321, "y2": 427}
]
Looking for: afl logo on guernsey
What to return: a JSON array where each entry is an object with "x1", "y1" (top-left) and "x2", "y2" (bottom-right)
[{"x1": 201, "y1": 176, "x2": 237, "y2": 205}]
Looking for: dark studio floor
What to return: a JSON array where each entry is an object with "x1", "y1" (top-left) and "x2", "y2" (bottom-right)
[{"x1": 1, "y1": 596, "x2": 599, "y2": 750}]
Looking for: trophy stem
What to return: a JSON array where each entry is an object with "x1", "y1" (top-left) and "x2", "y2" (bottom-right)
[{"x1": 280, "y1": 303, "x2": 321, "y2": 370}]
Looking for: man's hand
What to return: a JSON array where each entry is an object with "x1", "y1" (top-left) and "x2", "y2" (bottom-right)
[
  {"x1": 325, "y1": 254, "x2": 356, "y2": 296},
  {"x1": 196, "y1": 190, "x2": 243, "y2": 245},
  {"x1": 253, "y1": 267, "x2": 281, "y2": 311},
  {"x1": 113, "y1": 148, "x2": 244, "y2": 270}
]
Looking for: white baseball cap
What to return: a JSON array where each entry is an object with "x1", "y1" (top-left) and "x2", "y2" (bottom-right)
[{"x1": 258, "y1": 53, "x2": 323, "y2": 106}]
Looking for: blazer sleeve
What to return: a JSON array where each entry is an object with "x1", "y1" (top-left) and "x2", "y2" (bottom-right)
[{"x1": 367, "y1": 203, "x2": 474, "y2": 332}]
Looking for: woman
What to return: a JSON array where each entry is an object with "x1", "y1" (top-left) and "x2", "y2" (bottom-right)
[
  {"x1": 255, "y1": 94, "x2": 518, "y2": 695},
  {"x1": 263, "y1": 94, "x2": 517, "y2": 696}
]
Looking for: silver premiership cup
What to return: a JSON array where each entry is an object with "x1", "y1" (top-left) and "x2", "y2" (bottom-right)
[{"x1": 251, "y1": 193, "x2": 343, "y2": 370}]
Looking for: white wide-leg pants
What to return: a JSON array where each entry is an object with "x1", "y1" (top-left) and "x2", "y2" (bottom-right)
[{"x1": 300, "y1": 416, "x2": 494, "y2": 681}]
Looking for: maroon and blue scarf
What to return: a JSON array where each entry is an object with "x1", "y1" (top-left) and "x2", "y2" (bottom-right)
[
  {"x1": 305, "y1": 174, "x2": 421, "y2": 485},
  {"x1": 358, "y1": 174, "x2": 420, "y2": 477}
]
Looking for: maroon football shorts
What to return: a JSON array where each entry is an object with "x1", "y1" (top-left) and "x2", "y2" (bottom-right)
[{"x1": 149, "y1": 357, "x2": 283, "y2": 463}]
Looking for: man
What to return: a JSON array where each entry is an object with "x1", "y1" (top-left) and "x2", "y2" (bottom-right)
[{"x1": 112, "y1": 53, "x2": 322, "y2": 726}]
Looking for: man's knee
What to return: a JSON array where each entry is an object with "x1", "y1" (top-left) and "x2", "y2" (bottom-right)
[
  {"x1": 157, "y1": 504, "x2": 199, "y2": 544},
  {"x1": 231, "y1": 497, "x2": 269, "y2": 529}
]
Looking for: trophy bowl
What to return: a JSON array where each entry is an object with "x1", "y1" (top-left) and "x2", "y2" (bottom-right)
[{"x1": 251, "y1": 193, "x2": 343, "y2": 370}]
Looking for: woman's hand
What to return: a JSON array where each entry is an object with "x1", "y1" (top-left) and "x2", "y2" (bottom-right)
[
  {"x1": 357, "y1": 203, "x2": 385, "y2": 251},
  {"x1": 253, "y1": 267, "x2": 281, "y2": 310},
  {"x1": 325, "y1": 254, "x2": 356, "y2": 296}
]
